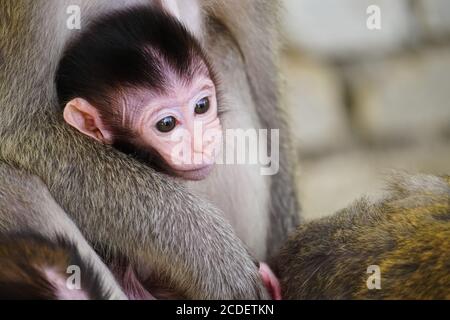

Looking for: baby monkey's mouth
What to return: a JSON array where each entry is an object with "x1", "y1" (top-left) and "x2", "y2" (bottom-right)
[{"x1": 174, "y1": 164, "x2": 215, "y2": 181}]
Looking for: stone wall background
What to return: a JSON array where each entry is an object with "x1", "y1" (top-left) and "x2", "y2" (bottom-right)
[{"x1": 281, "y1": 0, "x2": 450, "y2": 220}]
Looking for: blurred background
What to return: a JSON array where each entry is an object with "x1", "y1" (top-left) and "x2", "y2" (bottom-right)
[{"x1": 280, "y1": 0, "x2": 450, "y2": 220}]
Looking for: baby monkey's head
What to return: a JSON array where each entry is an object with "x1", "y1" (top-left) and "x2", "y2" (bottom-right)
[{"x1": 56, "y1": 6, "x2": 222, "y2": 180}]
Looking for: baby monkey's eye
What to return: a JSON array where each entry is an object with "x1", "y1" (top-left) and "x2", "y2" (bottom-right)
[
  {"x1": 194, "y1": 97, "x2": 210, "y2": 115},
  {"x1": 156, "y1": 116, "x2": 177, "y2": 133}
]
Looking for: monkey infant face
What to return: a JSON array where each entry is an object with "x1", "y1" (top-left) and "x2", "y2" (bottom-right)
[
  {"x1": 134, "y1": 75, "x2": 222, "y2": 180},
  {"x1": 63, "y1": 76, "x2": 222, "y2": 181}
]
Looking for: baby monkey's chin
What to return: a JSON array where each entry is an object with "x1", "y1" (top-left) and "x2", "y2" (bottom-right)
[{"x1": 174, "y1": 164, "x2": 215, "y2": 181}]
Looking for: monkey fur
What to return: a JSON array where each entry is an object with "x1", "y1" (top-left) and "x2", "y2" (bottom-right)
[
  {"x1": 0, "y1": 162, "x2": 126, "y2": 298},
  {"x1": 273, "y1": 174, "x2": 450, "y2": 300}
]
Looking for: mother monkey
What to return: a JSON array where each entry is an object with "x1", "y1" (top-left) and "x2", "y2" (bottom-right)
[{"x1": 0, "y1": 0, "x2": 299, "y2": 299}]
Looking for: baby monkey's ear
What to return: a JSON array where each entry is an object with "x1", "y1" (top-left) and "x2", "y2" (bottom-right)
[{"x1": 63, "y1": 98, "x2": 113, "y2": 144}]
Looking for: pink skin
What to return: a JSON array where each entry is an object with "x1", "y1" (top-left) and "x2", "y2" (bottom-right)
[
  {"x1": 137, "y1": 76, "x2": 222, "y2": 180},
  {"x1": 259, "y1": 262, "x2": 282, "y2": 300},
  {"x1": 63, "y1": 75, "x2": 223, "y2": 181}
]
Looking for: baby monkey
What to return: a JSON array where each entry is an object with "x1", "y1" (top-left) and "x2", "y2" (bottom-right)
[
  {"x1": 56, "y1": 6, "x2": 222, "y2": 181},
  {"x1": 55, "y1": 6, "x2": 280, "y2": 300}
]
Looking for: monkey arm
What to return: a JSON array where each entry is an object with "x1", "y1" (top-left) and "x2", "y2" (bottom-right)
[
  {"x1": 0, "y1": 112, "x2": 268, "y2": 299},
  {"x1": 0, "y1": 119, "x2": 268, "y2": 299}
]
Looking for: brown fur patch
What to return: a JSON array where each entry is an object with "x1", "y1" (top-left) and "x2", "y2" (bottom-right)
[{"x1": 273, "y1": 174, "x2": 450, "y2": 300}]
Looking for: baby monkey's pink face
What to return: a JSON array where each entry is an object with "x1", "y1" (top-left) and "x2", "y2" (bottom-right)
[
  {"x1": 63, "y1": 75, "x2": 223, "y2": 181},
  {"x1": 136, "y1": 75, "x2": 222, "y2": 180}
]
